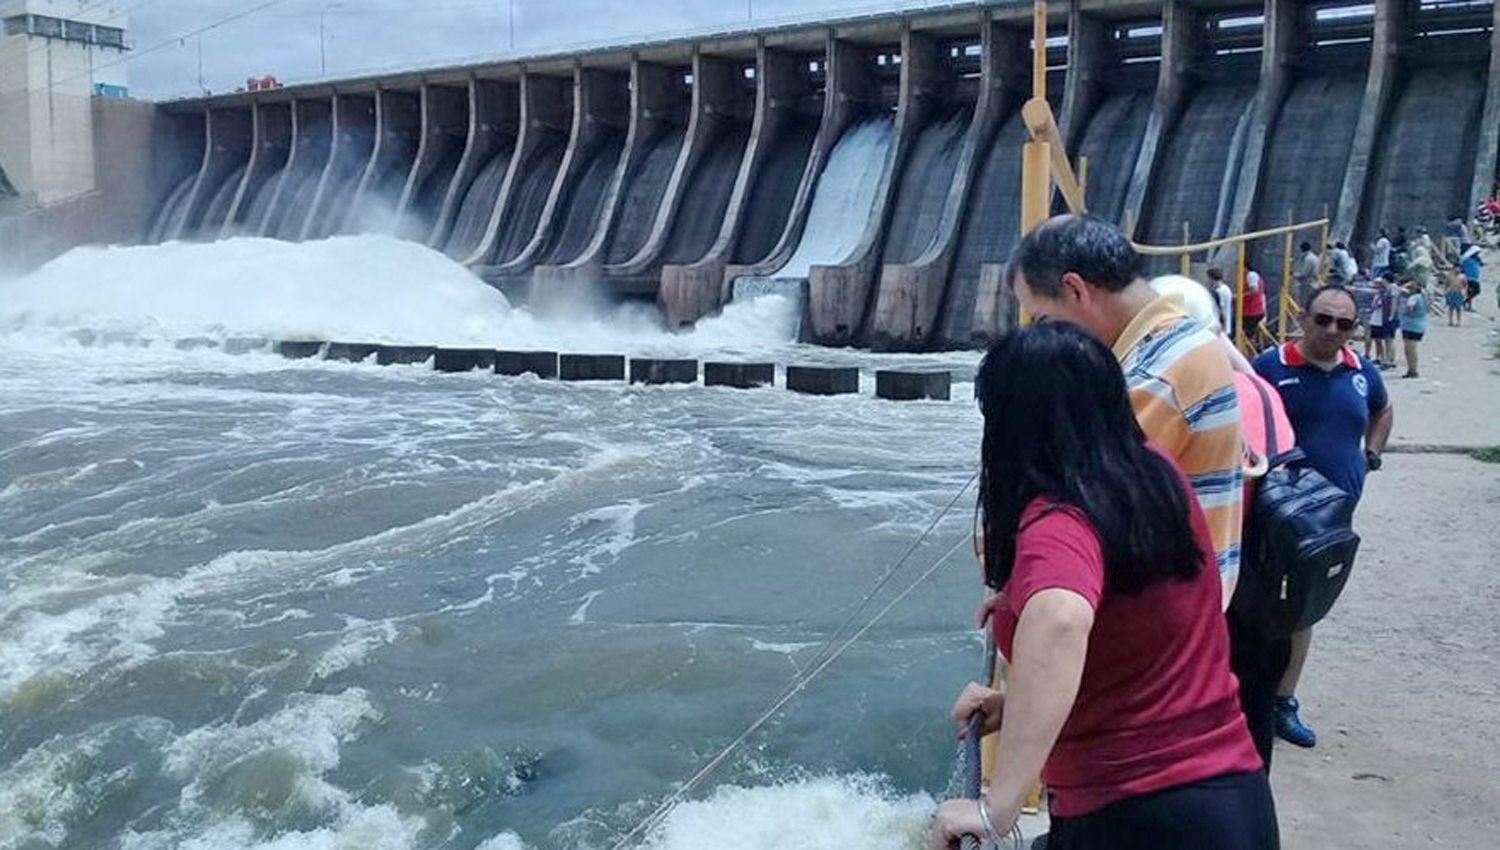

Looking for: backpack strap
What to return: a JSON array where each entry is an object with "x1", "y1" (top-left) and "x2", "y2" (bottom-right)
[{"x1": 1249, "y1": 375, "x2": 1280, "y2": 457}]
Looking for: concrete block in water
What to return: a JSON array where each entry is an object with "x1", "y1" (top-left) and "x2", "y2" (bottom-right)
[
  {"x1": 376, "y1": 345, "x2": 437, "y2": 366},
  {"x1": 703, "y1": 362, "x2": 775, "y2": 389},
  {"x1": 223, "y1": 337, "x2": 270, "y2": 355},
  {"x1": 325, "y1": 342, "x2": 381, "y2": 362},
  {"x1": 629, "y1": 358, "x2": 699, "y2": 385},
  {"x1": 276, "y1": 340, "x2": 326, "y2": 359},
  {"x1": 875, "y1": 370, "x2": 951, "y2": 401},
  {"x1": 559, "y1": 354, "x2": 625, "y2": 381},
  {"x1": 494, "y1": 351, "x2": 559, "y2": 379},
  {"x1": 434, "y1": 348, "x2": 498, "y2": 372},
  {"x1": 786, "y1": 366, "x2": 859, "y2": 396}
]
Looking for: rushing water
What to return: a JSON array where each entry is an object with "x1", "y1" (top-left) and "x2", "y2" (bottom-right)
[{"x1": 0, "y1": 235, "x2": 989, "y2": 850}]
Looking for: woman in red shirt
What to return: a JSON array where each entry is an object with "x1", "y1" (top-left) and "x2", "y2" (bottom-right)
[{"x1": 930, "y1": 323, "x2": 1277, "y2": 850}]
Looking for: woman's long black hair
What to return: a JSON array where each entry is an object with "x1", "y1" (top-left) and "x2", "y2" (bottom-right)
[{"x1": 976, "y1": 322, "x2": 1204, "y2": 596}]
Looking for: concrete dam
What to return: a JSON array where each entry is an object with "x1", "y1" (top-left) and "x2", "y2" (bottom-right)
[{"x1": 135, "y1": 0, "x2": 1500, "y2": 350}]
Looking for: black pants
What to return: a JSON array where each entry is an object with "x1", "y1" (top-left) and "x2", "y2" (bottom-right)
[
  {"x1": 1226, "y1": 607, "x2": 1292, "y2": 769},
  {"x1": 1049, "y1": 771, "x2": 1280, "y2": 850}
]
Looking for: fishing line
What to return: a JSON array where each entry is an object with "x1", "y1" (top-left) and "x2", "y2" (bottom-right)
[{"x1": 609, "y1": 527, "x2": 972, "y2": 845}]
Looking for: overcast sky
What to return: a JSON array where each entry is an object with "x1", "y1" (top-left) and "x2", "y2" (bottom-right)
[{"x1": 107, "y1": 0, "x2": 945, "y2": 100}]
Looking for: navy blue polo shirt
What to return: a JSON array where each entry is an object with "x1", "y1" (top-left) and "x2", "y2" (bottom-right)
[{"x1": 1253, "y1": 342, "x2": 1389, "y2": 503}]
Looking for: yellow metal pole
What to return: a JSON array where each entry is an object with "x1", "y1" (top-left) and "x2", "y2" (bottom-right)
[
  {"x1": 1021, "y1": 99, "x2": 1085, "y2": 213},
  {"x1": 1021, "y1": 141, "x2": 1052, "y2": 231},
  {"x1": 1131, "y1": 217, "x2": 1329, "y2": 255},
  {"x1": 1280, "y1": 211, "x2": 1294, "y2": 341},
  {"x1": 992, "y1": 3, "x2": 1051, "y2": 814},
  {"x1": 1078, "y1": 155, "x2": 1089, "y2": 209},
  {"x1": 1318, "y1": 206, "x2": 1329, "y2": 283},
  {"x1": 1033, "y1": 1, "x2": 1047, "y2": 103},
  {"x1": 1235, "y1": 240, "x2": 1248, "y2": 353},
  {"x1": 1180, "y1": 221, "x2": 1191, "y2": 277}
]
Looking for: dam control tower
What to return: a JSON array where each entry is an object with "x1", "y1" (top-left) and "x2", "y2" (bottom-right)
[{"x1": 0, "y1": 0, "x2": 130, "y2": 210}]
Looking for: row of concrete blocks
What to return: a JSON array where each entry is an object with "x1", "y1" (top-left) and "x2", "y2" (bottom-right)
[{"x1": 273, "y1": 340, "x2": 952, "y2": 401}]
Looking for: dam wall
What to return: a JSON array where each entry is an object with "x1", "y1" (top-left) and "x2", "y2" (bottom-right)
[{"x1": 20, "y1": 0, "x2": 1500, "y2": 348}]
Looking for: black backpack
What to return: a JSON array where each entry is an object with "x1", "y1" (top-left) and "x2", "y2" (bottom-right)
[{"x1": 1233, "y1": 379, "x2": 1360, "y2": 639}]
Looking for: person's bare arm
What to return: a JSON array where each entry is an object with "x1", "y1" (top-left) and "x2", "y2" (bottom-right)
[
  {"x1": 984, "y1": 589, "x2": 1093, "y2": 825},
  {"x1": 1366, "y1": 402, "x2": 1394, "y2": 457},
  {"x1": 929, "y1": 588, "x2": 1093, "y2": 849}
]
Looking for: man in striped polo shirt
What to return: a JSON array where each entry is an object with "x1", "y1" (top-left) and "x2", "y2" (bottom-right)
[{"x1": 1004, "y1": 214, "x2": 1244, "y2": 609}]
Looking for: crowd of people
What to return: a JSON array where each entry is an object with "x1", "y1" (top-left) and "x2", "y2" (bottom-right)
[
  {"x1": 1240, "y1": 219, "x2": 1485, "y2": 381},
  {"x1": 929, "y1": 214, "x2": 1403, "y2": 850}
]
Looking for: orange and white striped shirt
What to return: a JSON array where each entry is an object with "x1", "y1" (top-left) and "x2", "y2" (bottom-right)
[{"x1": 1113, "y1": 296, "x2": 1244, "y2": 608}]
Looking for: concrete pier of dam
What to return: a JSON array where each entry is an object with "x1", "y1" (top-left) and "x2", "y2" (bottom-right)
[{"x1": 7, "y1": 0, "x2": 1500, "y2": 350}]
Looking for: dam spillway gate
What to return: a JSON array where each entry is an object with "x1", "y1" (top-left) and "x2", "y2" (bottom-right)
[{"x1": 141, "y1": 0, "x2": 1500, "y2": 350}]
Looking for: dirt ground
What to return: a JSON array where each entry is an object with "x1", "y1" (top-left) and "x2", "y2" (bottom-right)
[{"x1": 1273, "y1": 267, "x2": 1500, "y2": 847}]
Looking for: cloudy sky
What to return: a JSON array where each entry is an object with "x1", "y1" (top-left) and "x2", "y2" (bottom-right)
[{"x1": 96, "y1": 0, "x2": 947, "y2": 100}]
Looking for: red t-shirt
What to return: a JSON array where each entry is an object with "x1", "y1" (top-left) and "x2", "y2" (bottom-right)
[
  {"x1": 989, "y1": 473, "x2": 1262, "y2": 816},
  {"x1": 1242, "y1": 272, "x2": 1267, "y2": 319}
]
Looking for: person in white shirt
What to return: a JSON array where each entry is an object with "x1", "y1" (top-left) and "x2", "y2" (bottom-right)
[
  {"x1": 1329, "y1": 242, "x2": 1358, "y2": 284},
  {"x1": 1293, "y1": 242, "x2": 1321, "y2": 305},
  {"x1": 1371, "y1": 229, "x2": 1392, "y2": 276},
  {"x1": 1206, "y1": 267, "x2": 1234, "y2": 335}
]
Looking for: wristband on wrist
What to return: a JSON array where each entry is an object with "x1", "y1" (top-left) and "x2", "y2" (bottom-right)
[{"x1": 977, "y1": 798, "x2": 1006, "y2": 846}]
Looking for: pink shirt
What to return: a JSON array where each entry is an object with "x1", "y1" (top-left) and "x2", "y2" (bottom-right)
[{"x1": 1232, "y1": 371, "x2": 1296, "y2": 504}]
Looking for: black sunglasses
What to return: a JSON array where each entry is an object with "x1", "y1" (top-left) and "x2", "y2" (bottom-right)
[{"x1": 1312, "y1": 313, "x2": 1356, "y2": 332}]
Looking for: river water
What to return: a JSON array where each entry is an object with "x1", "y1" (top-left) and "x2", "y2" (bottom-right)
[{"x1": 0, "y1": 236, "x2": 988, "y2": 850}]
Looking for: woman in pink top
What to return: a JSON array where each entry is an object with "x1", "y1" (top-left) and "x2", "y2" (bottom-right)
[
  {"x1": 929, "y1": 323, "x2": 1275, "y2": 850},
  {"x1": 1150, "y1": 273, "x2": 1299, "y2": 767}
]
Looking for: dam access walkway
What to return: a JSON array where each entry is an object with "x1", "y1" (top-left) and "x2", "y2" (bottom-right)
[{"x1": 1271, "y1": 256, "x2": 1500, "y2": 847}]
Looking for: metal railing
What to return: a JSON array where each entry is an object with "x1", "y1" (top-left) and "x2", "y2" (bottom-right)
[{"x1": 1131, "y1": 215, "x2": 1332, "y2": 353}]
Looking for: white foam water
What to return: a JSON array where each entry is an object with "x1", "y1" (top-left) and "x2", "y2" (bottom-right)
[
  {"x1": 0, "y1": 234, "x2": 800, "y2": 356},
  {"x1": 639, "y1": 776, "x2": 934, "y2": 850},
  {"x1": 0, "y1": 228, "x2": 990, "y2": 850},
  {"x1": 778, "y1": 117, "x2": 896, "y2": 279}
]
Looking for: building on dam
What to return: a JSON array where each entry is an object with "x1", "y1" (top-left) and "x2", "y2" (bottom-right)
[{"x1": 3, "y1": 0, "x2": 1499, "y2": 350}]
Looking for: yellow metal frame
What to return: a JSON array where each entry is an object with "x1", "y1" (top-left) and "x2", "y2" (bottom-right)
[
  {"x1": 989, "y1": 0, "x2": 1087, "y2": 812},
  {"x1": 1132, "y1": 217, "x2": 1329, "y2": 354}
]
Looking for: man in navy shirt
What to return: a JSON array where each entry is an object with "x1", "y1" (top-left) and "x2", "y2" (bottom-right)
[{"x1": 1253, "y1": 284, "x2": 1395, "y2": 750}]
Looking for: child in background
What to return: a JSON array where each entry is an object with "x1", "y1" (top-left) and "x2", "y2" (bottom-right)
[
  {"x1": 1444, "y1": 271, "x2": 1467, "y2": 326},
  {"x1": 1401, "y1": 279, "x2": 1429, "y2": 378}
]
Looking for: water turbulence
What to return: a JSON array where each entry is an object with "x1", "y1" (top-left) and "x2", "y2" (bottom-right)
[
  {"x1": 732, "y1": 116, "x2": 895, "y2": 307},
  {"x1": 445, "y1": 144, "x2": 515, "y2": 259},
  {"x1": 241, "y1": 163, "x2": 288, "y2": 234},
  {"x1": 195, "y1": 163, "x2": 249, "y2": 238},
  {"x1": 1, "y1": 201, "x2": 980, "y2": 850},
  {"x1": 272, "y1": 155, "x2": 332, "y2": 240},
  {"x1": 145, "y1": 173, "x2": 196, "y2": 243}
]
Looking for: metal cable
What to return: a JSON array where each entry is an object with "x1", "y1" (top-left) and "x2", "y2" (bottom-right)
[{"x1": 611, "y1": 532, "x2": 973, "y2": 850}]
